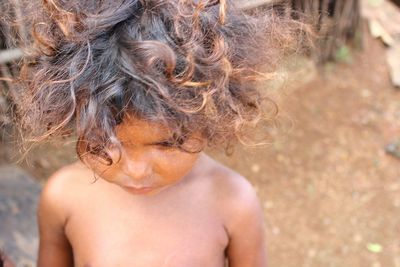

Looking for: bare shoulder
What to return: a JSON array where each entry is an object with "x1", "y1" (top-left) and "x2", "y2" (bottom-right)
[
  {"x1": 200, "y1": 155, "x2": 259, "y2": 203},
  {"x1": 44, "y1": 161, "x2": 94, "y2": 190},
  {"x1": 39, "y1": 161, "x2": 94, "y2": 221},
  {"x1": 199, "y1": 156, "x2": 267, "y2": 266},
  {"x1": 198, "y1": 155, "x2": 262, "y2": 221},
  {"x1": 37, "y1": 162, "x2": 89, "y2": 267}
]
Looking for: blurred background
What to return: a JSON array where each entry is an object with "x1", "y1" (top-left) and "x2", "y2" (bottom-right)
[{"x1": 0, "y1": 0, "x2": 399, "y2": 266}]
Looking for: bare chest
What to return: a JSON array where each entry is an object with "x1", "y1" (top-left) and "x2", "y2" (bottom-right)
[{"x1": 65, "y1": 189, "x2": 228, "y2": 267}]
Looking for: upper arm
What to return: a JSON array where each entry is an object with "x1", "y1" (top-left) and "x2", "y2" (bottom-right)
[
  {"x1": 223, "y1": 177, "x2": 267, "y2": 267},
  {"x1": 37, "y1": 171, "x2": 74, "y2": 267}
]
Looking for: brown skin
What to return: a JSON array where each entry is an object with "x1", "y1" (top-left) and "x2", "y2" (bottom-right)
[{"x1": 37, "y1": 118, "x2": 267, "y2": 267}]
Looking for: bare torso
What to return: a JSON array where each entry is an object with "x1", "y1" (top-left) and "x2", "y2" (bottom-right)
[
  {"x1": 61, "y1": 155, "x2": 230, "y2": 267},
  {"x1": 38, "y1": 154, "x2": 266, "y2": 267}
]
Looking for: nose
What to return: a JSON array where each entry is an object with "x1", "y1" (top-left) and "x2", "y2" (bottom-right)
[{"x1": 122, "y1": 154, "x2": 153, "y2": 181}]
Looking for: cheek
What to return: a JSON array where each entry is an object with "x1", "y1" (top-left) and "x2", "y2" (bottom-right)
[{"x1": 153, "y1": 150, "x2": 199, "y2": 181}]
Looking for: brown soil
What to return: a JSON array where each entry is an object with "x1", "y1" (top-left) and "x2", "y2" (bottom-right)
[
  {"x1": 215, "y1": 32, "x2": 400, "y2": 266},
  {"x1": 1, "y1": 30, "x2": 399, "y2": 266}
]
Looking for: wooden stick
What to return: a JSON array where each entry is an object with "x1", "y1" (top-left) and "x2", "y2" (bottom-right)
[
  {"x1": 235, "y1": 0, "x2": 275, "y2": 10},
  {"x1": 0, "y1": 48, "x2": 23, "y2": 64}
]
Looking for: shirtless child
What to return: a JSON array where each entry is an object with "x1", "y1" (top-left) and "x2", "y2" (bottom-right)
[
  {"x1": 39, "y1": 117, "x2": 266, "y2": 266},
  {"x1": 9, "y1": 0, "x2": 307, "y2": 266}
]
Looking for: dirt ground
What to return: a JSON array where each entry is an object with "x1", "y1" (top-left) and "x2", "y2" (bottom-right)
[
  {"x1": 215, "y1": 33, "x2": 400, "y2": 266},
  {"x1": 1, "y1": 29, "x2": 399, "y2": 266}
]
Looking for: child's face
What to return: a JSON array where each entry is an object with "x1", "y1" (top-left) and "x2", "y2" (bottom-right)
[{"x1": 84, "y1": 116, "x2": 201, "y2": 195}]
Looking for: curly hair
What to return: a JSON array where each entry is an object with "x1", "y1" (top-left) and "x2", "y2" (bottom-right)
[{"x1": 11, "y1": 0, "x2": 311, "y2": 162}]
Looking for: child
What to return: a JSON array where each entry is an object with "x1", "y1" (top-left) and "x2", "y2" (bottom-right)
[{"x1": 10, "y1": 0, "x2": 308, "y2": 266}]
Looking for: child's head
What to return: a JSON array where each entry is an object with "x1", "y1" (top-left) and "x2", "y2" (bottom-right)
[
  {"x1": 12, "y1": 0, "x2": 309, "y2": 165},
  {"x1": 83, "y1": 115, "x2": 202, "y2": 194}
]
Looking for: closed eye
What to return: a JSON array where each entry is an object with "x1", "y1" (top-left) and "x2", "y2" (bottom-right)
[{"x1": 153, "y1": 140, "x2": 177, "y2": 149}]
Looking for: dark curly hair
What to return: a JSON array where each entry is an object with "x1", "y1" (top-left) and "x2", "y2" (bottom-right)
[{"x1": 10, "y1": 0, "x2": 311, "y2": 162}]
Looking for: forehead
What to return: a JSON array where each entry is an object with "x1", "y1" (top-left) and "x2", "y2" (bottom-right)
[{"x1": 115, "y1": 116, "x2": 171, "y2": 144}]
